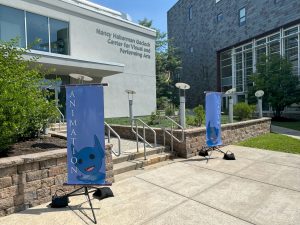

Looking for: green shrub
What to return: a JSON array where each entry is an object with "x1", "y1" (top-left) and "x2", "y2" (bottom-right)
[
  {"x1": 157, "y1": 97, "x2": 169, "y2": 110},
  {"x1": 193, "y1": 105, "x2": 205, "y2": 126},
  {"x1": 233, "y1": 102, "x2": 255, "y2": 120},
  {"x1": 165, "y1": 104, "x2": 177, "y2": 116},
  {"x1": 186, "y1": 115, "x2": 197, "y2": 126},
  {"x1": 148, "y1": 111, "x2": 159, "y2": 125},
  {"x1": 0, "y1": 39, "x2": 58, "y2": 153}
]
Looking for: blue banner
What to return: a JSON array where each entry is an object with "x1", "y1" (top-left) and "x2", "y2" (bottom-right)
[
  {"x1": 205, "y1": 92, "x2": 222, "y2": 147},
  {"x1": 66, "y1": 85, "x2": 106, "y2": 185}
]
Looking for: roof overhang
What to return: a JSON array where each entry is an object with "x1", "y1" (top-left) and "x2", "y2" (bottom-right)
[{"x1": 24, "y1": 51, "x2": 125, "y2": 78}]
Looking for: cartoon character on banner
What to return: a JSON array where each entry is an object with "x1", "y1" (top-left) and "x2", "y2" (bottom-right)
[
  {"x1": 72, "y1": 135, "x2": 105, "y2": 183},
  {"x1": 206, "y1": 121, "x2": 220, "y2": 146}
]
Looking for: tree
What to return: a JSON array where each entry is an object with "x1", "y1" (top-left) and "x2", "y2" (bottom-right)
[
  {"x1": 251, "y1": 54, "x2": 300, "y2": 118},
  {"x1": 0, "y1": 39, "x2": 58, "y2": 153},
  {"x1": 138, "y1": 18, "x2": 181, "y2": 109}
]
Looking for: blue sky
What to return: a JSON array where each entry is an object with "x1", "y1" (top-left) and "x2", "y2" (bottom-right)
[{"x1": 91, "y1": 0, "x2": 178, "y2": 32}]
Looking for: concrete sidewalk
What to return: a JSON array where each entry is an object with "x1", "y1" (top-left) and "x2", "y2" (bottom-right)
[
  {"x1": 271, "y1": 125, "x2": 300, "y2": 140},
  {"x1": 1, "y1": 145, "x2": 300, "y2": 225}
]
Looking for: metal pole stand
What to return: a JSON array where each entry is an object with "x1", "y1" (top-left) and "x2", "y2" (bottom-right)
[
  {"x1": 199, "y1": 146, "x2": 226, "y2": 163},
  {"x1": 67, "y1": 186, "x2": 98, "y2": 224},
  {"x1": 179, "y1": 95, "x2": 186, "y2": 128},
  {"x1": 258, "y1": 98, "x2": 263, "y2": 118},
  {"x1": 228, "y1": 97, "x2": 233, "y2": 123},
  {"x1": 65, "y1": 183, "x2": 110, "y2": 224}
]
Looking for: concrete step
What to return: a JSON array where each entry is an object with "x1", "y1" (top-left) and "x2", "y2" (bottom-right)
[
  {"x1": 50, "y1": 123, "x2": 67, "y2": 127},
  {"x1": 50, "y1": 127, "x2": 67, "y2": 131},
  {"x1": 50, "y1": 123, "x2": 67, "y2": 132},
  {"x1": 113, "y1": 152, "x2": 172, "y2": 175}
]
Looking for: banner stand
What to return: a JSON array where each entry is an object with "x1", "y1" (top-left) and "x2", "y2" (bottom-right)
[
  {"x1": 198, "y1": 146, "x2": 226, "y2": 163},
  {"x1": 199, "y1": 92, "x2": 235, "y2": 163},
  {"x1": 63, "y1": 183, "x2": 112, "y2": 224},
  {"x1": 57, "y1": 83, "x2": 110, "y2": 224}
]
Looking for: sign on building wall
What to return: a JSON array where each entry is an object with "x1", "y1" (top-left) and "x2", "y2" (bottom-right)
[
  {"x1": 96, "y1": 28, "x2": 152, "y2": 60},
  {"x1": 205, "y1": 92, "x2": 222, "y2": 147},
  {"x1": 66, "y1": 85, "x2": 106, "y2": 185}
]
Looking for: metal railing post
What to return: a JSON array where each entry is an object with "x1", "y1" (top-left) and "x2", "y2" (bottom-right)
[
  {"x1": 55, "y1": 107, "x2": 65, "y2": 131},
  {"x1": 161, "y1": 116, "x2": 185, "y2": 155},
  {"x1": 163, "y1": 128, "x2": 166, "y2": 146},
  {"x1": 136, "y1": 122, "x2": 139, "y2": 152},
  {"x1": 108, "y1": 127, "x2": 111, "y2": 143},
  {"x1": 171, "y1": 124, "x2": 174, "y2": 153},
  {"x1": 143, "y1": 124, "x2": 146, "y2": 160},
  {"x1": 104, "y1": 122, "x2": 121, "y2": 157},
  {"x1": 131, "y1": 118, "x2": 157, "y2": 148}
]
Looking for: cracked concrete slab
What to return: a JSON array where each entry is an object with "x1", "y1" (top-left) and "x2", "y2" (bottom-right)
[
  {"x1": 136, "y1": 162, "x2": 229, "y2": 197},
  {"x1": 144, "y1": 200, "x2": 252, "y2": 225},
  {"x1": 193, "y1": 176, "x2": 300, "y2": 225}
]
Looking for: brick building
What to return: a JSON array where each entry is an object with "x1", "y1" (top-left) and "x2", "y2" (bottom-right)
[{"x1": 168, "y1": 0, "x2": 300, "y2": 108}]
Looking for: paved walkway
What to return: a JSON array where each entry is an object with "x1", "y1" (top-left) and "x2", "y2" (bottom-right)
[
  {"x1": 1, "y1": 145, "x2": 300, "y2": 225},
  {"x1": 271, "y1": 125, "x2": 300, "y2": 140}
]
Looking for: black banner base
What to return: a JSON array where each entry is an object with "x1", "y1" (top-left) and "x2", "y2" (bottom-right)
[{"x1": 198, "y1": 146, "x2": 226, "y2": 163}]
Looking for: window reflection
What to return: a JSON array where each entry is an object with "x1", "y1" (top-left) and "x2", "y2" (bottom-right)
[
  {"x1": 26, "y1": 12, "x2": 49, "y2": 52},
  {"x1": 0, "y1": 5, "x2": 25, "y2": 47},
  {"x1": 50, "y1": 18, "x2": 69, "y2": 54}
]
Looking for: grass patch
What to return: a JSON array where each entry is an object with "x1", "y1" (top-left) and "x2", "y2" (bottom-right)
[
  {"x1": 272, "y1": 121, "x2": 300, "y2": 132},
  {"x1": 238, "y1": 133, "x2": 300, "y2": 154}
]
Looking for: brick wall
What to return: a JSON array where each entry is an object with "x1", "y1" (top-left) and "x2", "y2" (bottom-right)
[
  {"x1": 110, "y1": 118, "x2": 271, "y2": 158},
  {"x1": 0, "y1": 144, "x2": 114, "y2": 217}
]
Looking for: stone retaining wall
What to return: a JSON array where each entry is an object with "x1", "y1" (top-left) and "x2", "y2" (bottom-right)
[
  {"x1": 0, "y1": 145, "x2": 114, "y2": 217},
  {"x1": 110, "y1": 118, "x2": 271, "y2": 158}
]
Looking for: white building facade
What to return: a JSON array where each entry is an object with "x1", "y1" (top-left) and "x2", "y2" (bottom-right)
[{"x1": 0, "y1": 0, "x2": 156, "y2": 118}]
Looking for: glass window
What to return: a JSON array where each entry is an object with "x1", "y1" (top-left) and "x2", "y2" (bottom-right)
[
  {"x1": 188, "y1": 6, "x2": 192, "y2": 21},
  {"x1": 239, "y1": 8, "x2": 246, "y2": 26},
  {"x1": 256, "y1": 45, "x2": 266, "y2": 62},
  {"x1": 244, "y1": 43, "x2": 252, "y2": 50},
  {"x1": 50, "y1": 18, "x2": 69, "y2": 55},
  {"x1": 268, "y1": 41, "x2": 280, "y2": 55},
  {"x1": 284, "y1": 27, "x2": 298, "y2": 36},
  {"x1": 0, "y1": 5, "x2": 25, "y2": 47},
  {"x1": 220, "y1": 50, "x2": 233, "y2": 92},
  {"x1": 256, "y1": 38, "x2": 266, "y2": 46},
  {"x1": 236, "y1": 47, "x2": 243, "y2": 53},
  {"x1": 217, "y1": 13, "x2": 223, "y2": 22},
  {"x1": 244, "y1": 51, "x2": 253, "y2": 88},
  {"x1": 220, "y1": 50, "x2": 232, "y2": 78},
  {"x1": 285, "y1": 35, "x2": 298, "y2": 76},
  {"x1": 269, "y1": 33, "x2": 280, "y2": 42},
  {"x1": 26, "y1": 12, "x2": 49, "y2": 52}
]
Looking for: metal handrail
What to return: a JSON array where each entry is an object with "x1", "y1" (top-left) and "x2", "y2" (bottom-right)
[
  {"x1": 56, "y1": 107, "x2": 65, "y2": 131},
  {"x1": 131, "y1": 118, "x2": 157, "y2": 160},
  {"x1": 105, "y1": 122, "x2": 121, "y2": 157},
  {"x1": 162, "y1": 116, "x2": 185, "y2": 153}
]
